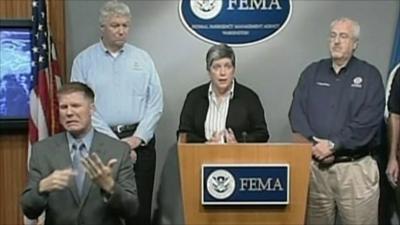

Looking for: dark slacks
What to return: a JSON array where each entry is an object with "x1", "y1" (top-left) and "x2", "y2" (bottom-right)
[
  {"x1": 130, "y1": 138, "x2": 156, "y2": 225},
  {"x1": 115, "y1": 130, "x2": 156, "y2": 225}
]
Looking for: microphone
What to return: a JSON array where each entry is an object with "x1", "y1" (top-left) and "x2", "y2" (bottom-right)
[{"x1": 241, "y1": 131, "x2": 247, "y2": 143}]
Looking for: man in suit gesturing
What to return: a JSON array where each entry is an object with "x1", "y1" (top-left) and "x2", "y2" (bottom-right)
[{"x1": 21, "y1": 82, "x2": 139, "y2": 225}]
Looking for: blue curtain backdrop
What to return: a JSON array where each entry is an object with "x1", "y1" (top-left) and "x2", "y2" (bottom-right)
[
  {"x1": 385, "y1": 10, "x2": 400, "y2": 114},
  {"x1": 389, "y1": 10, "x2": 400, "y2": 73},
  {"x1": 379, "y1": 8, "x2": 400, "y2": 225}
]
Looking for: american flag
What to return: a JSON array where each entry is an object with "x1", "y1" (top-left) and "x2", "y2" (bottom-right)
[
  {"x1": 25, "y1": 0, "x2": 62, "y2": 223},
  {"x1": 29, "y1": 0, "x2": 62, "y2": 147}
]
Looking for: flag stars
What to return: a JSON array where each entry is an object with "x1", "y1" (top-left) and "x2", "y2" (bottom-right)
[{"x1": 32, "y1": 0, "x2": 56, "y2": 73}]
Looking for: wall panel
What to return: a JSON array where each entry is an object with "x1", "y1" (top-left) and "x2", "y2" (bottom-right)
[{"x1": 0, "y1": 134, "x2": 28, "y2": 225}]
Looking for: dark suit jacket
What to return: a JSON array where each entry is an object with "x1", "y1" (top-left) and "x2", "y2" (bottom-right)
[
  {"x1": 178, "y1": 81, "x2": 269, "y2": 143},
  {"x1": 21, "y1": 131, "x2": 139, "y2": 225}
]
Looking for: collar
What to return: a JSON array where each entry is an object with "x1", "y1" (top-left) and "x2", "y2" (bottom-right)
[
  {"x1": 67, "y1": 128, "x2": 95, "y2": 153},
  {"x1": 208, "y1": 80, "x2": 235, "y2": 99},
  {"x1": 330, "y1": 56, "x2": 355, "y2": 74},
  {"x1": 100, "y1": 39, "x2": 125, "y2": 55}
]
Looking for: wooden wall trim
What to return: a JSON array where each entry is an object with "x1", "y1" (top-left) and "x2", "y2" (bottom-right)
[
  {"x1": 49, "y1": 0, "x2": 66, "y2": 82},
  {"x1": 0, "y1": 134, "x2": 28, "y2": 225}
]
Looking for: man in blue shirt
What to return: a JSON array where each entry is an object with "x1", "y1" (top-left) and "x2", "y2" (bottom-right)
[
  {"x1": 71, "y1": 1, "x2": 163, "y2": 224},
  {"x1": 289, "y1": 17, "x2": 384, "y2": 225}
]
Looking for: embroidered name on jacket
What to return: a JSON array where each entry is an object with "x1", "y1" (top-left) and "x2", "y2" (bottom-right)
[{"x1": 316, "y1": 82, "x2": 331, "y2": 87}]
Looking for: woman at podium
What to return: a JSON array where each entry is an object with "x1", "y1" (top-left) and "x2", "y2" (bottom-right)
[{"x1": 178, "y1": 44, "x2": 269, "y2": 143}]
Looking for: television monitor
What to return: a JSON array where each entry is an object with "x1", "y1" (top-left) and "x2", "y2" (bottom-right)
[{"x1": 0, "y1": 20, "x2": 32, "y2": 131}]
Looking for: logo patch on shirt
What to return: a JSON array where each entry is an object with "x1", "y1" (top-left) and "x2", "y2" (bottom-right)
[
  {"x1": 351, "y1": 77, "x2": 363, "y2": 88},
  {"x1": 316, "y1": 82, "x2": 330, "y2": 87},
  {"x1": 132, "y1": 61, "x2": 143, "y2": 71}
]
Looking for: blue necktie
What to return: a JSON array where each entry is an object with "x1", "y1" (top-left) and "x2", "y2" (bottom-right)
[{"x1": 72, "y1": 143, "x2": 87, "y2": 197}]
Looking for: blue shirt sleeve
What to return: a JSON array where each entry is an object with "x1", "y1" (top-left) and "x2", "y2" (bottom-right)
[
  {"x1": 133, "y1": 55, "x2": 163, "y2": 143},
  {"x1": 289, "y1": 64, "x2": 316, "y2": 140}
]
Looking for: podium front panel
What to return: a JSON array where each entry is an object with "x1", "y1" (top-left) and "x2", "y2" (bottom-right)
[{"x1": 178, "y1": 143, "x2": 311, "y2": 225}]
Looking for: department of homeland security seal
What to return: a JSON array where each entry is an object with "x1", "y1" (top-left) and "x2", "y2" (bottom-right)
[
  {"x1": 190, "y1": 0, "x2": 223, "y2": 20},
  {"x1": 206, "y1": 169, "x2": 236, "y2": 199}
]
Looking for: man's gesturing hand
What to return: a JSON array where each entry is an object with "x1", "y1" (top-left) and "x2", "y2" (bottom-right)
[
  {"x1": 39, "y1": 168, "x2": 76, "y2": 193},
  {"x1": 81, "y1": 152, "x2": 117, "y2": 194}
]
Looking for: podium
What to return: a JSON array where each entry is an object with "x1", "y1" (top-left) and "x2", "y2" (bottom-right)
[{"x1": 178, "y1": 134, "x2": 312, "y2": 225}]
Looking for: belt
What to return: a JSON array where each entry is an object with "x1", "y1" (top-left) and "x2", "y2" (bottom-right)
[
  {"x1": 111, "y1": 123, "x2": 139, "y2": 134},
  {"x1": 333, "y1": 151, "x2": 371, "y2": 164}
]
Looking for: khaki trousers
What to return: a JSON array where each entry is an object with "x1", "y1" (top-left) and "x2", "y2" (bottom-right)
[{"x1": 306, "y1": 156, "x2": 379, "y2": 225}]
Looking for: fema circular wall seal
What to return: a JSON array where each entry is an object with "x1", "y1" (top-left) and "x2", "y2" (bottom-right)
[{"x1": 179, "y1": 0, "x2": 293, "y2": 46}]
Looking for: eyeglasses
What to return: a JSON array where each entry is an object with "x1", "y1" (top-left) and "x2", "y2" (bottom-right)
[{"x1": 330, "y1": 32, "x2": 351, "y2": 41}]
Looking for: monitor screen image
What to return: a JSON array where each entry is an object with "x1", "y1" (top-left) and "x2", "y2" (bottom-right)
[{"x1": 0, "y1": 21, "x2": 32, "y2": 121}]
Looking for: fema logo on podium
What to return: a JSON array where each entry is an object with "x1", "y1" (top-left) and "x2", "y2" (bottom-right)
[
  {"x1": 202, "y1": 164, "x2": 290, "y2": 205},
  {"x1": 179, "y1": 0, "x2": 293, "y2": 46},
  {"x1": 206, "y1": 169, "x2": 236, "y2": 199}
]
